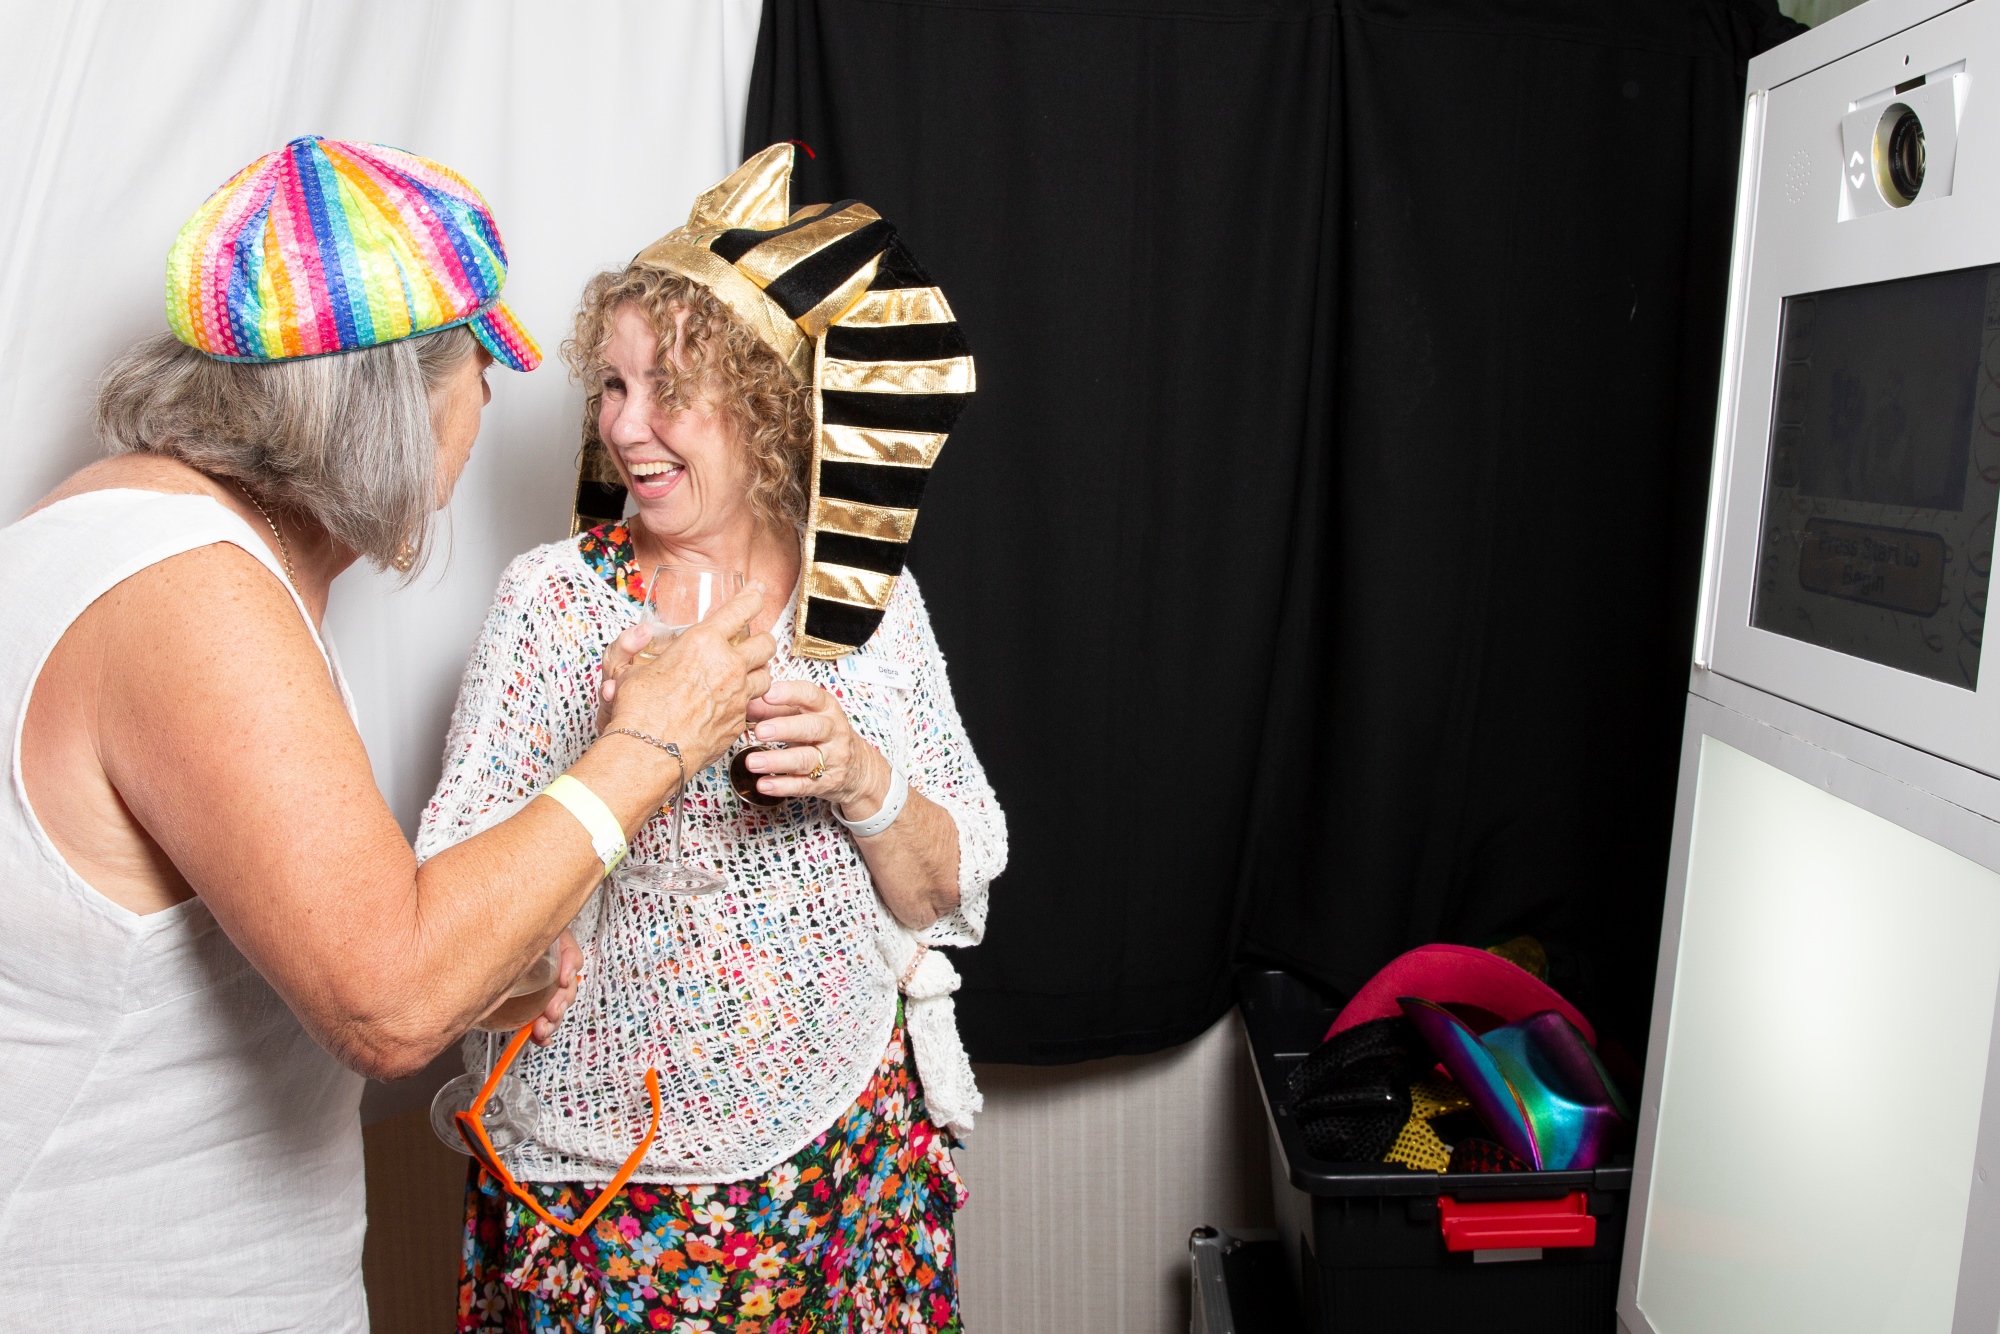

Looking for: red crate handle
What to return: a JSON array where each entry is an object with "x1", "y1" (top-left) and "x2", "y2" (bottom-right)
[{"x1": 1438, "y1": 1191, "x2": 1597, "y2": 1251}]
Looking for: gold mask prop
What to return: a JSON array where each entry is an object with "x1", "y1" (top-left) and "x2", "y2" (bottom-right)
[{"x1": 575, "y1": 144, "x2": 975, "y2": 659}]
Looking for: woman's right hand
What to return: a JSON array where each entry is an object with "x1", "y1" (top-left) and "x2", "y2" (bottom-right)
[{"x1": 598, "y1": 586, "x2": 776, "y2": 776}]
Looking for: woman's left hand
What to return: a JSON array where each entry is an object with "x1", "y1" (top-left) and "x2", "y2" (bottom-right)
[
  {"x1": 743, "y1": 680, "x2": 890, "y2": 818},
  {"x1": 528, "y1": 929, "x2": 584, "y2": 1047},
  {"x1": 474, "y1": 927, "x2": 584, "y2": 1043},
  {"x1": 750, "y1": 681, "x2": 961, "y2": 930}
]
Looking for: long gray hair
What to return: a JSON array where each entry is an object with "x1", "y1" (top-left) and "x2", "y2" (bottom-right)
[{"x1": 95, "y1": 324, "x2": 479, "y2": 571}]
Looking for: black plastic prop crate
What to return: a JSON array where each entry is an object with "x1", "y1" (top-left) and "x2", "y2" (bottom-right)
[{"x1": 1239, "y1": 968, "x2": 1631, "y2": 1334}]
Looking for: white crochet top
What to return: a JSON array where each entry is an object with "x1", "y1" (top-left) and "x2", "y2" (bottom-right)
[{"x1": 416, "y1": 536, "x2": 1006, "y2": 1184}]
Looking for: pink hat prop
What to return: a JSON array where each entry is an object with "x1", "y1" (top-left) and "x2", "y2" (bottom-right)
[{"x1": 1325, "y1": 943, "x2": 1596, "y2": 1047}]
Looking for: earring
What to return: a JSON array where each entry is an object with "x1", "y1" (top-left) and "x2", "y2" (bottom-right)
[{"x1": 391, "y1": 541, "x2": 417, "y2": 572}]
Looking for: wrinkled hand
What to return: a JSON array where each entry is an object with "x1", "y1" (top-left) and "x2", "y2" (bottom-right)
[
  {"x1": 528, "y1": 929, "x2": 582, "y2": 1046},
  {"x1": 598, "y1": 587, "x2": 776, "y2": 776},
  {"x1": 742, "y1": 679, "x2": 891, "y2": 819},
  {"x1": 474, "y1": 929, "x2": 583, "y2": 1041}
]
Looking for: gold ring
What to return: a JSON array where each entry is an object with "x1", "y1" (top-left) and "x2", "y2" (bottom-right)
[{"x1": 807, "y1": 746, "x2": 827, "y2": 780}]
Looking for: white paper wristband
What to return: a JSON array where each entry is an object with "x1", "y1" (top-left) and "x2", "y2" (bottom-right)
[{"x1": 837, "y1": 765, "x2": 909, "y2": 839}]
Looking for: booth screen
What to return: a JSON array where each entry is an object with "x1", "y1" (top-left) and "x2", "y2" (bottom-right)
[{"x1": 1751, "y1": 265, "x2": 2000, "y2": 688}]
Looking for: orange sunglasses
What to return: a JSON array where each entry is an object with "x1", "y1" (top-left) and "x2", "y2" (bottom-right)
[{"x1": 455, "y1": 1022, "x2": 664, "y2": 1238}]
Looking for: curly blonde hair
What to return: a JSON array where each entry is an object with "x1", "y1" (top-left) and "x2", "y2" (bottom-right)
[{"x1": 564, "y1": 266, "x2": 814, "y2": 529}]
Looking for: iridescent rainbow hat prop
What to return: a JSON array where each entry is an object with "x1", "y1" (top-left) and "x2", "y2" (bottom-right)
[
  {"x1": 165, "y1": 135, "x2": 540, "y2": 371},
  {"x1": 1400, "y1": 998, "x2": 1632, "y2": 1171}
]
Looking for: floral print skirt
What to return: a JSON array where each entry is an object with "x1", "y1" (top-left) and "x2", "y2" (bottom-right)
[{"x1": 458, "y1": 1024, "x2": 967, "y2": 1333}]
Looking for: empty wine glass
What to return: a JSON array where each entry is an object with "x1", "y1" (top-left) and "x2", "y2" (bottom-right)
[
  {"x1": 430, "y1": 940, "x2": 559, "y2": 1156},
  {"x1": 612, "y1": 564, "x2": 744, "y2": 897}
]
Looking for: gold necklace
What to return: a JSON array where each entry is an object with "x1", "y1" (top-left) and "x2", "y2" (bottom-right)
[{"x1": 234, "y1": 481, "x2": 296, "y2": 589}]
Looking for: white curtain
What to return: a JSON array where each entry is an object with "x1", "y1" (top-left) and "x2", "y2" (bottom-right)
[{"x1": 0, "y1": 0, "x2": 762, "y2": 1118}]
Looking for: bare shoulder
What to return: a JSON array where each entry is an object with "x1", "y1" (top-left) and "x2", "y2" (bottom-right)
[
  {"x1": 91, "y1": 537, "x2": 360, "y2": 828},
  {"x1": 23, "y1": 515, "x2": 336, "y2": 917},
  {"x1": 24, "y1": 455, "x2": 221, "y2": 519},
  {"x1": 23, "y1": 452, "x2": 303, "y2": 647},
  {"x1": 111, "y1": 541, "x2": 321, "y2": 670}
]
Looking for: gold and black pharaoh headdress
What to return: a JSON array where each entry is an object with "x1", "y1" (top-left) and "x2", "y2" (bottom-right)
[{"x1": 572, "y1": 143, "x2": 975, "y2": 660}]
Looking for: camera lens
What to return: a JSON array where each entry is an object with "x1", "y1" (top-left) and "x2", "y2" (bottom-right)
[
  {"x1": 1874, "y1": 104, "x2": 1927, "y2": 206},
  {"x1": 1888, "y1": 111, "x2": 1926, "y2": 199}
]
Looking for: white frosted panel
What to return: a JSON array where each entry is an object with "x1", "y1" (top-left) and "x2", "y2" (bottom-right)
[{"x1": 1637, "y1": 737, "x2": 2000, "y2": 1333}]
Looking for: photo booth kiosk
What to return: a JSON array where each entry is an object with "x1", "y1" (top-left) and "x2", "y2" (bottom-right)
[{"x1": 1621, "y1": 1, "x2": 2000, "y2": 1330}]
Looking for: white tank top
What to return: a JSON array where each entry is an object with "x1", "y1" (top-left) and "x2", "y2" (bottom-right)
[{"x1": 0, "y1": 490, "x2": 368, "y2": 1331}]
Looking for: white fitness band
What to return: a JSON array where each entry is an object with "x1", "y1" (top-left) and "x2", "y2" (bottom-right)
[
  {"x1": 837, "y1": 765, "x2": 910, "y2": 839},
  {"x1": 542, "y1": 773, "x2": 628, "y2": 874}
]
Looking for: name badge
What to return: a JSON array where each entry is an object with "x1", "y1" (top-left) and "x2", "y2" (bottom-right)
[{"x1": 841, "y1": 655, "x2": 913, "y2": 691}]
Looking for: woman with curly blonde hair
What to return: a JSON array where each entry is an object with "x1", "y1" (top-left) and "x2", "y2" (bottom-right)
[{"x1": 424, "y1": 147, "x2": 1005, "y2": 1332}]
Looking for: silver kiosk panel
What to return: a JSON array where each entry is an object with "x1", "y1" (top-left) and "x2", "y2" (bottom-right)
[{"x1": 1622, "y1": 2, "x2": 2000, "y2": 1331}]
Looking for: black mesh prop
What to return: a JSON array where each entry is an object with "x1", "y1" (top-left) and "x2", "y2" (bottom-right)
[{"x1": 1285, "y1": 1017, "x2": 1434, "y2": 1164}]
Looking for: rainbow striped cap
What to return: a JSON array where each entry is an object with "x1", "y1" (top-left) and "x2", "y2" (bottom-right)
[{"x1": 165, "y1": 136, "x2": 540, "y2": 372}]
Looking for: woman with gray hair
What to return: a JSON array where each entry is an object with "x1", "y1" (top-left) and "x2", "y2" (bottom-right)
[{"x1": 0, "y1": 137, "x2": 773, "y2": 1332}]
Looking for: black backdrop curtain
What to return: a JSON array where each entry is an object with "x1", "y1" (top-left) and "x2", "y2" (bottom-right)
[{"x1": 747, "y1": 0, "x2": 1801, "y2": 1064}]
